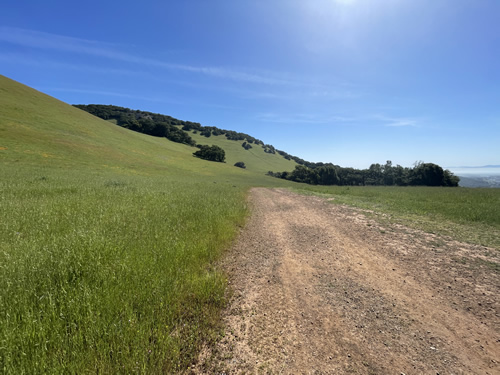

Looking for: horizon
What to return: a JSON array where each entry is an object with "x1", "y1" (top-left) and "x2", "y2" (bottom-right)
[
  {"x1": 1, "y1": 0, "x2": 499, "y2": 170},
  {"x1": 447, "y1": 166, "x2": 500, "y2": 178}
]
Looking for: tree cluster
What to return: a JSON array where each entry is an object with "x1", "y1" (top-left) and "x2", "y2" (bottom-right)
[
  {"x1": 242, "y1": 142, "x2": 252, "y2": 150},
  {"x1": 193, "y1": 145, "x2": 226, "y2": 163},
  {"x1": 275, "y1": 149, "x2": 322, "y2": 168},
  {"x1": 263, "y1": 144, "x2": 276, "y2": 154},
  {"x1": 74, "y1": 104, "x2": 195, "y2": 146},
  {"x1": 180, "y1": 122, "x2": 263, "y2": 145},
  {"x1": 74, "y1": 105, "x2": 297, "y2": 164},
  {"x1": 268, "y1": 161, "x2": 459, "y2": 187},
  {"x1": 74, "y1": 105, "x2": 459, "y2": 187}
]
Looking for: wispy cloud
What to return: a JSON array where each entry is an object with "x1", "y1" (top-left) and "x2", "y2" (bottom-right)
[
  {"x1": 46, "y1": 87, "x2": 183, "y2": 104},
  {"x1": 256, "y1": 112, "x2": 421, "y2": 127},
  {"x1": 0, "y1": 27, "x2": 144, "y2": 62},
  {"x1": 46, "y1": 87, "x2": 242, "y2": 111},
  {"x1": 371, "y1": 114, "x2": 419, "y2": 127},
  {"x1": 242, "y1": 87, "x2": 361, "y2": 101},
  {"x1": 0, "y1": 27, "x2": 294, "y2": 85},
  {"x1": 256, "y1": 112, "x2": 361, "y2": 125},
  {"x1": 0, "y1": 52, "x2": 141, "y2": 76}
]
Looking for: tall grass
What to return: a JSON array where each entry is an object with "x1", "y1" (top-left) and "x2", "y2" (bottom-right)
[
  {"x1": 294, "y1": 185, "x2": 500, "y2": 248},
  {"x1": 0, "y1": 75, "x2": 298, "y2": 374},
  {"x1": 0, "y1": 166, "x2": 247, "y2": 373}
]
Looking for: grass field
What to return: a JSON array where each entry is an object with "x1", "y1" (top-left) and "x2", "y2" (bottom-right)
[
  {"x1": 1, "y1": 74, "x2": 499, "y2": 373},
  {"x1": 294, "y1": 185, "x2": 500, "y2": 249},
  {"x1": 0, "y1": 167, "x2": 248, "y2": 373},
  {"x1": 0, "y1": 75, "x2": 293, "y2": 373}
]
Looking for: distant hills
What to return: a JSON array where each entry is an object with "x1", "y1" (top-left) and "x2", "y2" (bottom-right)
[
  {"x1": 456, "y1": 175, "x2": 500, "y2": 188},
  {"x1": 447, "y1": 165, "x2": 500, "y2": 169},
  {"x1": 446, "y1": 165, "x2": 500, "y2": 187}
]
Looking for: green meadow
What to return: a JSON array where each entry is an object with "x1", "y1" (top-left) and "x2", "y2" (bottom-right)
[
  {"x1": 1, "y1": 167, "x2": 247, "y2": 373},
  {"x1": 0, "y1": 75, "x2": 292, "y2": 374},
  {"x1": 294, "y1": 185, "x2": 500, "y2": 249},
  {"x1": 1, "y1": 75, "x2": 498, "y2": 374}
]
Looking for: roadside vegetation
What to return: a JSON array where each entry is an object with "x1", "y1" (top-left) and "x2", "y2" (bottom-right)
[
  {"x1": 294, "y1": 184, "x2": 500, "y2": 249},
  {"x1": 0, "y1": 167, "x2": 247, "y2": 373}
]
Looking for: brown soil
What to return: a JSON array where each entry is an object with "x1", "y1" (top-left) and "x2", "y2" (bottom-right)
[{"x1": 195, "y1": 188, "x2": 500, "y2": 374}]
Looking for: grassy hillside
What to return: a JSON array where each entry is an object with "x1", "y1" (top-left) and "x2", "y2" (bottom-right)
[
  {"x1": 0, "y1": 75, "x2": 296, "y2": 181},
  {"x1": 0, "y1": 75, "x2": 295, "y2": 374},
  {"x1": 189, "y1": 131, "x2": 297, "y2": 175}
]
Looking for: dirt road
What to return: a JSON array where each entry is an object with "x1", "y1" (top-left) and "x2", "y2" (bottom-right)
[{"x1": 197, "y1": 188, "x2": 499, "y2": 374}]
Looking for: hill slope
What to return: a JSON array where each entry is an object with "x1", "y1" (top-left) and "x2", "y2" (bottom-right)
[
  {"x1": 0, "y1": 74, "x2": 296, "y2": 373},
  {"x1": 0, "y1": 75, "x2": 296, "y2": 180},
  {"x1": 188, "y1": 131, "x2": 297, "y2": 175}
]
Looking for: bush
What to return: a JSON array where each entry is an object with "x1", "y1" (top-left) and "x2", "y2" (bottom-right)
[
  {"x1": 242, "y1": 142, "x2": 252, "y2": 150},
  {"x1": 193, "y1": 145, "x2": 225, "y2": 162},
  {"x1": 234, "y1": 162, "x2": 246, "y2": 169}
]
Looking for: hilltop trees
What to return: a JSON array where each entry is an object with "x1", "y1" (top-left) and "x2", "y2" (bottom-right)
[
  {"x1": 443, "y1": 169, "x2": 460, "y2": 187},
  {"x1": 74, "y1": 105, "x2": 460, "y2": 187},
  {"x1": 72, "y1": 104, "x2": 309, "y2": 168},
  {"x1": 263, "y1": 144, "x2": 276, "y2": 154},
  {"x1": 242, "y1": 142, "x2": 252, "y2": 150},
  {"x1": 410, "y1": 162, "x2": 444, "y2": 186},
  {"x1": 74, "y1": 104, "x2": 195, "y2": 146}
]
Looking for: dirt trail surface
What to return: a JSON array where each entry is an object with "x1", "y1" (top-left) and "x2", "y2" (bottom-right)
[{"x1": 196, "y1": 188, "x2": 499, "y2": 374}]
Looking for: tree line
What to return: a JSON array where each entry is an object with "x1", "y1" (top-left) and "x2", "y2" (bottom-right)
[
  {"x1": 180, "y1": 122, "x2": 264, "y2": 145},
  {"x1": 74, "y1": 104, "x2": 196, "y2": 146},
  {"x1": 74, "y1": 105, "x2": 460, "y2": 185},
  {"x1": 267, "y1": 160, "x2": 460, "y2": 187},
  {"x1": 74, "y1": 104, "x2": 266, "y2": 149}
]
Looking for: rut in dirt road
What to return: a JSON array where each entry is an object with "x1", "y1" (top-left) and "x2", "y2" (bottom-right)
[{"x1": 197, "y1": 188, "x2": 499, "y2": 374}]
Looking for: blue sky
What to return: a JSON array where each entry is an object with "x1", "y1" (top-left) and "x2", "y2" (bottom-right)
[{"x1": 1, "y1": 0, "x2": 499, "y2": 169}]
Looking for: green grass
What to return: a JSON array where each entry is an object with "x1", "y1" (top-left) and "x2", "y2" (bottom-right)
[
  {"x1": 293, "y1": 184, "x2": 500, "y2": 249},
  {"x1": 0, "y1": 167, "x2": 248, "y2": 373},
  {"x1": 0, "y1": 75, "x2": 294, "y2": 374}
]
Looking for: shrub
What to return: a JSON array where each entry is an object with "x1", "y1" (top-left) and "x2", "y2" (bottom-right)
[{"x1": 193, "y1": 145, "x2": 225, "y2": 162}]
